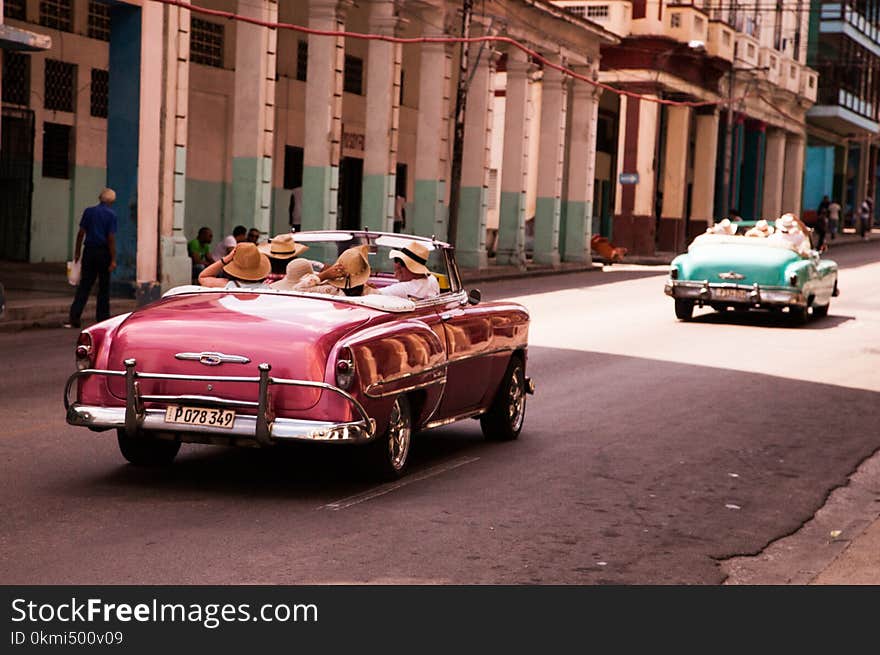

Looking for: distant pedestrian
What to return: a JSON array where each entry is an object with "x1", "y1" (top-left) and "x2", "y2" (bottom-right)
[
  {"x1": 66, "y1": 188, "x2": 118, "y2": 328},
  {"x1": 289, "y1": 186, "x2": 302, "y2": 232},
  {"x1": 859, "y1": 196, "x2": 874, "y2": 240},
  {"x1": 211, "y1": 225, "x2": 247, "y2": 262},
  {"x1": 247, "y1": 227, "x2": 261, "y2": 244},
  {"x1": 815, "y1": 195, "x2": 830, "y2": 250},
  {"x1": 394, "y1": 195, "x2": 406, "y2": 233},
  {"x1": 828, "y1": 199, "x2": 841, "y2": 240},
  {"x1": 729, "y1": 207, "x2": 743, "y2": 222}
]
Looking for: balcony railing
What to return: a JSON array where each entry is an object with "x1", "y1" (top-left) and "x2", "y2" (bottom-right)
[{"x1": 820, "y1": 3, "x2": 880, "y2": 44}]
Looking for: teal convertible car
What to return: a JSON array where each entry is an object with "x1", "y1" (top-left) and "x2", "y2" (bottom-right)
[{"x1": 664, "y1": 225, "x2": 839, "y2": 322}]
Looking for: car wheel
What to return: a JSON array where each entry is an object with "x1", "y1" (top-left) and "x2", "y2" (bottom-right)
[
  {"x1": 366, "y1": 395, "x2": 412, "y2": 480},
  {"x1": 674, "y1": 299, "x2": 694, "y2": 321},
  {"x1": 812, "y1": 303, "x2": 830, "y2": 318},
  {"x1": 116, "y1": 429, "x2": 180, "y2": 466},
  {"x1": 480, "y1": 356, "x2": 526, "y2": 442}
]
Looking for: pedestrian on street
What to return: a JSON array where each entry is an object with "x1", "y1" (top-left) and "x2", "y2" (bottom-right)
[
  {"x1": 187, "y1": 226, "x2": 214, "y2": 282},
  {"x1": 247, "y1": 227, "x2": 261, "y2": 244},
  {"x1": 66, "y1": 188, "x2": 118, "y2": 329},
  {"x1": 859, "y1": 196, "x2": 874, "y2": 240},
  {"x1": 289, "y1": 186, "x2": 302, "y2": 233},
  {"x1": 828, "y1": 198, "x2": 841, "y2": 240},
  {"x1": 815, "y1": 195, "x2": 830, "y2": 251}
]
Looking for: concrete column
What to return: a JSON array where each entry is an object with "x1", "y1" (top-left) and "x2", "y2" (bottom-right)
[
  {"x1": 136, "y1": 0, "x2": 163, "y2": 301},
  {"x1": 456, "y1": 47, "x2": 495, "y2": 269},
  {"x1": 158, "y1": 3, "x2": 192, "y2": 291},
  {"x1": 361, "y1": 0, "x2": 401, "y2": 231},
  {"x1": 496, "y1": 49, "x2": 532, "y2": 267},
  {"x1": 690, "y1": 108, "x2": 719, "y2": 231},
  {"x1": 856, "y1": 140, "x2": 871, "y2": 206},
  {"x1": 412, "y1": 8, "x2": 451, "y2": 240},
  {"x1": 657, "y1": 105, "x2": 691, "y2": 252},
  {"x1": 231, "y1": 0, "x2": 277, "y2": 237},
  {"x1": 533, "y1": 61, "x2": 567, "y2": 266},
  {"x1": 304, "y1": 0, "x2": 346, "y2": 230},
  {"x1": 762, "y1": 128, "x2": 786, "y2": 221},
  {"x1": 563, "y1": 68, "x2": 601, "y2": 263},
  {"x1": 612, "y1": 92, "x2": 659, "y2": 256},
  {"x1": 781, "y1": 132, "x2": 805, "y2": 215}
]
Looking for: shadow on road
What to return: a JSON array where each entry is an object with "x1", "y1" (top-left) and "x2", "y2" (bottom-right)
[{"x1": 686, "y1": 310, "x2": 855, "y2": 330}]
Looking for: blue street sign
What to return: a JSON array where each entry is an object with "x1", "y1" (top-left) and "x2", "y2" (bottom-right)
[{"x1": 619, "y1": 172, "x2": 639, "y2": 185}]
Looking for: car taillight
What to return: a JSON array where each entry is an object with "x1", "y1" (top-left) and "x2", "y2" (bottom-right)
[
  {"x1": 669, "y1": 267, "x2": 679, "y2": 280},
  {"x1": 76, "y1": 332, "x2": 93, "y2": 371},
  {"x1": 336, "y1": 347, "x2": 355, "y2": 391},
  {"x1": 788, "y1": 274, "x2": 799, "y2": 286}
]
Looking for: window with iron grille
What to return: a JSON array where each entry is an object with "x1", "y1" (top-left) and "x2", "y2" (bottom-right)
[
  {"x1": 191, "y1": 18, "x2": 224, "y2": 68},
  {"x1": 90, "y1": 69, "x2": 109, "y2": 118},
  {"x1": 40, "y1": 0, "x2": 73, "y2": 32},
  {"x1": 296, "y1": 40, "x2": 308, "y2": 81},
  {"x1": 2, "y1": 51, "x2": 30, "y2": 106},
  {"x1": 344, "y1": 55, "x2": 363, "y2": 95},
  {"x1": 88, "y1": 1, "x2": 111, "y2": 41},
  {"x1": 42, "y1": 122, "x2": 72, "y2": 179},
  {"x1": 670, "y1": 12, "x2": 681, "y2": 28},
  {"x1": 4, "y1": 0, "x2": 27, "y2": 21},
  {"x1": 566, "y1": 6, "x2": 585, "y2": 18},
  {"x1": 45, "y1": 59, "x2": 76, "y2": 112},
  {"x1": 586, "y1": 6, "x2": 609, "y2": 19}
]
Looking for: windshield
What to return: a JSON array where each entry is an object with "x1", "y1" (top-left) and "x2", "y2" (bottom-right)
[{"x1": 292, "y1": 232, "x2": 454, "y2": 290}]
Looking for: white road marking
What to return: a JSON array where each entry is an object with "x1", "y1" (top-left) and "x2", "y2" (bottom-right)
[{"x1": 322, "y1": 455, "x2": 480, "y2": 511}]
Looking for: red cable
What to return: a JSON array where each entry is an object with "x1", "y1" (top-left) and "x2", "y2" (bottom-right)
[{"x1": 152, "y1": 0, "x2": 756, "y2": 109}]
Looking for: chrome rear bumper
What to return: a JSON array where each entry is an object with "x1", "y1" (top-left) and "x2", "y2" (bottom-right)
[
  {"x1": 664, "y1": 281, "x2": 804, "y2": 307},
  {"x1": 64, "y1": 359, "x2": 376, "y2": 445}
]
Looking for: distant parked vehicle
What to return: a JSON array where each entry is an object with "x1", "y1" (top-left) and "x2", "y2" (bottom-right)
[{"x1": 665, "y1": 222, "x2": 839, "y2": 323}]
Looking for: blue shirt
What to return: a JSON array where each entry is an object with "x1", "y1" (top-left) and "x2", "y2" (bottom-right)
[{"x1": 80, "y1": 203, "x2": 118, "y2": 248}]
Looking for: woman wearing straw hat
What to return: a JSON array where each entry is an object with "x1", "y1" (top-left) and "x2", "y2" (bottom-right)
[
  {"x1": 325, "y1": 245, "x2": 373, "y2": 296},
  {"x1": 198, "y1": 242, "x2": 271, "y2": 288},
  {"x1": 375, "y1": 241, "x2": 439, "y2": 300}
]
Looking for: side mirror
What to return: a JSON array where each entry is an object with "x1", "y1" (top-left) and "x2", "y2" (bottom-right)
[{"x1": 467, "y1": 288, "x2": 481, "y2": 305}]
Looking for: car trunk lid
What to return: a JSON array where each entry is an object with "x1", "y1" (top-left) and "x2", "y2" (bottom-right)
[{"x1": 682, "y1": 243, "x2": 802, "y2": 286}]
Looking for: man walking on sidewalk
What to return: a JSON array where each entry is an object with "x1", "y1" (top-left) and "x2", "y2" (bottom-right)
[{"x1": 66, "y1": 188, "x2": 118, "y2": 328}]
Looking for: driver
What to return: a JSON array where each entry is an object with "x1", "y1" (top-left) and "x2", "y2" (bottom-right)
[{"x1": 376, "y1": 241, "x2": 440, "y2": 300}]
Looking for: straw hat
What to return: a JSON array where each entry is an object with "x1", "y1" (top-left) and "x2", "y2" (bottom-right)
[
  {"x1": 389, "y1": 240, "x2": 431, "y2": 275},
  {"x1": 223, "y1": 242, "x2": 271, "y2": 281},
  {"x1": 329, "y1": 245, "x2": 371, "y2": 289},
  {"x1": 258, "y1": 233, "x2": 309, "y2": 259},
  {"x1": 776, "y1": 214, "x2": 798, "y2": 234},
  {"x1": 270, "y1": 259, "x2": 314, "y2": 291},
  {"x1": 709, "y1": 218, "x2": 737, "y2": 235}
]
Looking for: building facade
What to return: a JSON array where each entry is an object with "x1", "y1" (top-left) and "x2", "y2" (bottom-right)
[
  {"x1": 554, "y1": 0, "x2": 818, "y2": 256},
  {"x1": 0, "y1": 0, "x2": 618, "y2": 299},
  {"x1": 804, "y1": 0, "x2": 880, "y2": 224}
]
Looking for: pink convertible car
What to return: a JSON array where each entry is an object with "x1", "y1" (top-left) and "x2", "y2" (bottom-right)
[{"x1": 65, "y1": 231, "x2": 533, "y2": 479}]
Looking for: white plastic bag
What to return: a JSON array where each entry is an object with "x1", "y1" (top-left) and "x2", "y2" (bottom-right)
[{"x1": 66, "y1": 259, "x2": 81, "y2": 286}]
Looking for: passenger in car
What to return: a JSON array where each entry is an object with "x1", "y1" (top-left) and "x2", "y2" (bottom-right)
[
  {"x1": 259, "y1": 233, "x2": 310, "y2": 283},
  {"x1": 375, "y1": 241, "x2": 440, "y2": 300},
  {"x1": 198, "y1": 242, "x2": 271, "y2": 288},
  {"x1": 327, "y1": 245, "x2": 373, "y2": 297},
  {"x1": 271, "y1": 258, "x2": 341, "y2": 295},
  {"x1": 745, "y1": 219, "x2": 774, "y2": 238},
  {"x1": 770, "y1": 213, "x2": 812, "y2": 256}
]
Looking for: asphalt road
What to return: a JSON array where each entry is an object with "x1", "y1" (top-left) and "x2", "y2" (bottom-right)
[{"x1": 1, "y1": 242, "x2": 878, "y2": 584}]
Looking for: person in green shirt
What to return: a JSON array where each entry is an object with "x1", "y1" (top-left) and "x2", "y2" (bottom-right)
[{"x1": 188, "y1": 227, "x2": 214, "y2": 282}]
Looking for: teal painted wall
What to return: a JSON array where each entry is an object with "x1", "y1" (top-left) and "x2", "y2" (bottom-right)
[
  {"x1": 413, "y1": 178, "x2": 447, "y2": 241},
  {"x1": 804, "y1": 146, "x2": 835, "y2": 212},
  {"x1": 184, "y1": 178, "x2": 230, "y2": 243},
  {"x1": 30, "y1": 163, "x2": 107, "y2": 263},
  {"x1": 456, "y1": 185, "x2": 487, "y2": 269}
]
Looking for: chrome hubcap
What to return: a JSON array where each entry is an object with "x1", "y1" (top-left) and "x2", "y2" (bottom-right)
[
  {"x1": 387, "y1": 398, "x2": 411, "y2": 471},
  {"x1": 508, "y1": 367, "x2": 525, "y2": 432}
]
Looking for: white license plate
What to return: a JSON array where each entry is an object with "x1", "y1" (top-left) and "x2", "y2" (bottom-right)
[
  {"x1": 164, "y1": 405, "x2": 236, "y2": 429},
  {"x1": 715, "y1": 288, "x2": 748, "y2": 301}
]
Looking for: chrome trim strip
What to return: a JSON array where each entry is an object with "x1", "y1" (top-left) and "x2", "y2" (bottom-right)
[
  {"x1": 423, "y1": 408, "x2": 485, "y2": 430},
  {"x1": 364, "y1": 371, "x2": 447, "y2": 399},
  {"x1": 175, "y1": 351, "x2": 251, "y2": 366}
]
